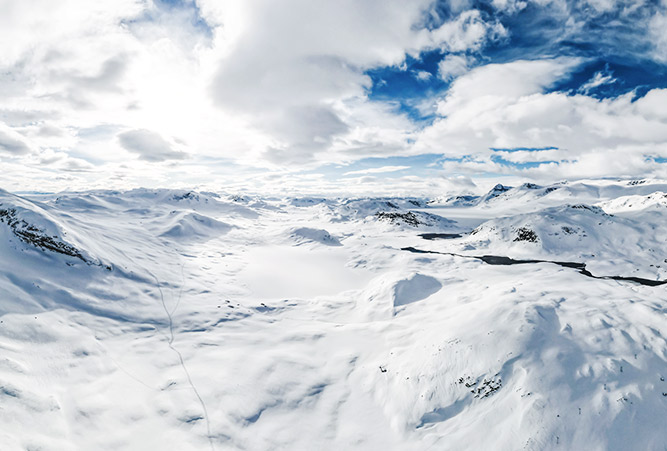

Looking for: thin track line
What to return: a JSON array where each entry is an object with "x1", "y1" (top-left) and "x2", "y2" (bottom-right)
[{"x1": 151, "y1": 272, "x2": 214, "y2": 451}]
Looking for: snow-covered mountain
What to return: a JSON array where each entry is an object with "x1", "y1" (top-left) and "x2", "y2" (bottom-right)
[
  {"x1": 432, "y1": 179, "x2": 667, "y2": 211},
  {"x1": 0, "y1": 182, "x2": 665, "y2": 450},
  {"x1": 598, "y1": 191, "x2": 667, "y2": 213},
  {"x1": 434, "y1": 203, "x2": 667, "y2": 280}
]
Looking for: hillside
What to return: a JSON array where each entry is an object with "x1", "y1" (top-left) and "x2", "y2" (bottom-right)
[{"x1": 0, "y1": 183, "x2": 665, "y2": 450}]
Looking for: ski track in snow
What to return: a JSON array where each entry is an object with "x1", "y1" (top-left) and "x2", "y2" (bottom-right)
[
  {"x1": 150, "y1": 270, "x2": 215, "y2": 451},
  {"x1": 0, "y1": 181, "x2": 665, "y2": 450}
]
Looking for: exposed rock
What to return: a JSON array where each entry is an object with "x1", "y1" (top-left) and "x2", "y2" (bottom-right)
[
  {"x1": 0, "y1": 208, "x2": 86, "y2": 261},
  {"x1": 513, "y1": 227, "x2": 538, "y2": 243}
]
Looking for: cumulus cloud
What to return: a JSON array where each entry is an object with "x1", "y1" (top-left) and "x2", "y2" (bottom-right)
[
  {"x1": 206, "y1": 0, "x2": 504, "y2": 163},
  {"x1": 208, "y1": 0, "x2": 433, "y2": 110},
  {"x1": 429, "y1": 9, "x2": 506, "y2": 53},
  {"x1": 2, "y1": 0, "x2": 667, "y2": 191},
  {"x1": 413, "y1": 70, "x2": 433, "y2": 81},
  {"x1": 414, "y1": 58, "x2": 667, "y2": 179},
  {"x1": 118, "y1": 129, "x2": 187, "y2": 162},
  {"x1": 438, "y1": 54, "x2": 475, "y2": 81}
]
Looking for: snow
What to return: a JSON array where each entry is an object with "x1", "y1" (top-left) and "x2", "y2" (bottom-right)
[
  {"x1": 157, "y1": 212, "x2": 233, "y2": 241},
  {"x1": 0, "y1": 181, "x2": 665, "y2": 450},
  {"x1": 439, "y1": 203, "x2": 667, "y2": 280},
  {"x1": 288, "y1": 227, "x2": 342, "y2": 246},
  {"x1": 392, "y1": 273, "x2": 442, "y2": 307},
  {"x1": 598, "y1": 191, "x2": 667, "y2": 213}
]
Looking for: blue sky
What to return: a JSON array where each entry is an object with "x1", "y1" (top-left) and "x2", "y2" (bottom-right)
[
  {"x1": 367, "y1": 0, "x2": 667, "y2": 120},
  {"x1": 1, "y1": 0, "x2": 667, "y2": 194}
]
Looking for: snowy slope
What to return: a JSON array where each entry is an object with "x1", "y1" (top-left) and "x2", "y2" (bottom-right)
[
  {"x1": 429, "y1": 179, "x2": 667, "y2": 214},
  {"x1": 598, "y1": 191, "x2": 667, "y2": 213},
  {"x1": 0, "y1": 184, "x2": 665, "y2": 450},
  {"x1": 431, "y1": 203, "x2": 667, "y2": 280}
]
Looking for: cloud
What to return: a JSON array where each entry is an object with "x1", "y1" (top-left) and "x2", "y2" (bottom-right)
[
  {"x1": 208, "y1": 0, "x2": 431, "y2": 110},
  {"x1": 118, "y1": 129, "x2": 187, "y2": 162},
  {"x1": 35, "y1": 149, "x2": 67, "y2": 165},
  {"x1": 442, "y1": 57, "x2": 583, "y2": 105},
  {"x1": 413, "y1": 70, "x2": 433, "y2": 81},
  {"x1": 343, "y1": 165, "x2": 410, "y2": 176},
  {"x1": 649, "y1": 10, "x2": 667, "y2": 62},
  {"x1": 259, "y1": 105, "x2": 350, "y2": 164},
  {"x1": 414, "y1": 58, "x2": 667, "y2": 180},
  {"x1": 0, "y1": 124, "x2": 31, "y2": 155},
  {"x1": 0, "y1": 1, "x2": 143, "y2": 67},
  {"x1": 438, "y1": 54, "x2": 474, "y2": 81},
  {"x1": 578, "y1": 69, "x2": 616, "y2": 95},
  {"x1": 61, "y1": 157, "x2": 96, "y2": 172},
  {"x1": 491, "y1": 148, "x2": 566, "y2": 164},
  {"x1": 429, "y1": 9, "x2": 507, "y2": 53},
  {"x1": 206, "y1": 0, "x2": 505, "y2": 163},
  {"x1": 2, "y1": 0, "x2": 667, "y2": 191}
]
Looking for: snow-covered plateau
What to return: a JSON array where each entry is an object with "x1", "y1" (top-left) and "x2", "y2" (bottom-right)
[{"x1": 0, "y1": 180, "x2": 666, "y2": 450}]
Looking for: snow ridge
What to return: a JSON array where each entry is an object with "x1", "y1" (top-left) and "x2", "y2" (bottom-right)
[{"x1": 0, "y1": 181, "x2": 665, "y2": 450}]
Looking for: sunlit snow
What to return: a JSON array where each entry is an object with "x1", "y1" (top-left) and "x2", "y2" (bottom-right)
[{"x1": 0, "y1": 180, "x2": 665, "y2": 450}]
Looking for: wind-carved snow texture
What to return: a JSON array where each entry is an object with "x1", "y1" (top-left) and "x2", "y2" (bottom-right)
[{"x1": 0, "y1": 181, "x2": 666, "y2": 450}]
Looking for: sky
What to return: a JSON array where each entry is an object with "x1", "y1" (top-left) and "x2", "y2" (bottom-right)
[{"x1": 1, "y1": 0, "x2": 667, "y2": 195}]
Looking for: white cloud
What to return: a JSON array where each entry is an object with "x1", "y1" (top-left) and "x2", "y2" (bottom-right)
[
  {"x1": 343, "y1": 165, "x2": 410, "y2": 176},
  {"x1": 414, "y1": 58, "x2": 667, "y2": 180},
  {"x1": 578, "y1": 70, "x2": 616, "y2": 94},
  {"x1": 492, "y1": 148, "x2": 566, "y2": 163},
  {"x1": 649, "y1": 10, "x2": 667, "y2": 62},
  {"x1": 414, "y1": 70, "x2": 433, "y2": 81},
  {"x1": 0, "y1": 0, "x2": 144, "y2": 68},
  {"x1": 634, "y1": 88, "x2": 667, "y2": 119},
  {"x1": 205, "y1": 0, "x2": 504, "y2": 164},
  {"x1": 118, "y1": 129, "x2": 187, "y2": 162},
  {"x1": 0, "y1": 123, "x2": 32, "y2": 156},
  {"x1": 491, "y1": 0, "x2": 528, "y2": 13},
  {"x1": 0, "y1": 0, "x2": 508, "y2": 189},
  {"x1": 429, "y1": 9, "x2": 506, "y2": 53},
  {"x1": 442, "y1": 57, "x2": 582, "y2": 106},
  {"x1": 2, "y1": 0, "x2": 667, "y2": 192},
  {"x1": 438, "y1": 54, "x2": 475, "y2": 81}
]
